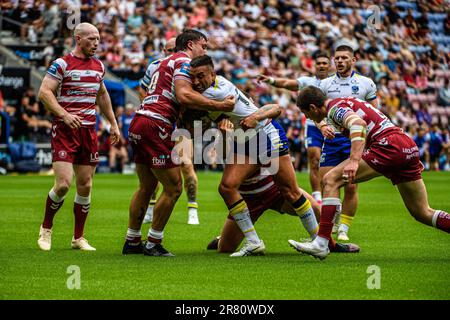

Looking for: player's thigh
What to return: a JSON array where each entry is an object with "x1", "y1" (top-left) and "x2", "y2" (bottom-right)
[
  {"x1": 396, "y1": 179, "x2": 431, "y2": 219},
  {"x1": 151, "y1": 166, "x2": 182, "y2": 194},
  {"x1": 180, "y1": 163, "x2": 196, "y2": 181},
  {"x1": 73, "y1": 164, "x2": 96, "y2": 188},
  {"x1": 307, "y1": 147, "x2": 321, "y2": 163},
  {"x1": 319, "y1": 166, "x2": 333, "y2": 180},
  {"x1": 221, "y1": 160, "x2": 259, "y2": 189},
  {"x1": 219, "y1": 218, "x2": 244, "y2": 253},
  {"x1": 53, "y1": 161, "x2": 74, "y2": 188},
  {"x1": 136, "y1": 163, "x2": 158, "y2": 192}
]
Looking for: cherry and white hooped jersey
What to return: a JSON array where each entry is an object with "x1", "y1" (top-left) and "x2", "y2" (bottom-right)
[
  {"x1": 47, "y1": 53, "x2": 105, "y2": 127},
  {"x1": 326, "y1": 97, "x2": 397, "y2": 145},
  {"x1": 136, "y1": 51, "x2": 191, "y2": 125}
]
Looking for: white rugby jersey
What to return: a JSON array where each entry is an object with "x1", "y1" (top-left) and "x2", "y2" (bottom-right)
[
  {"x1": 318, "y1": 71, "x2": 377, "y2": 133},
  {"x1": 318, "y1": 71, "x2": 377, "y2": 101},
  {"x1": 297, "y1": 75, "x2": 321, "y2": 126},
  {"x1": 203, "y1": 76, "x2": 266, "y2": 133}
]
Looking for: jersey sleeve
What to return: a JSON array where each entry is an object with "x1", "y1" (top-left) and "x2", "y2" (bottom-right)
[
  {"x1": 173, "y1": 58, "x2": 192, "y2": 83},
  {"x1": 140, "y1": 62, "x2": 157, "y2": 91},
  {"x1": 296, "y1": 76, "x2": 307, "y2": 89},
  {"x1": 364, "y1": 77, "x2": 377, "y2": 101},
  {"x1": 318, "y1": 77, "x2": 331, "y2": 95},
  {"x1": 327, "y1": 102, "x2": 354, "y2": 129},
  {"x1": 46, "y1": 58, "x2": 66, "y2": 82},
  {"x1": 100, "y1": 60, "x2": 106, "y2": 81}
]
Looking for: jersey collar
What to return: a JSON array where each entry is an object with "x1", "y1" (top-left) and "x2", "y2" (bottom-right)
[{"x1": 336, "y1": 70, "x2": 355, "y2": 79}]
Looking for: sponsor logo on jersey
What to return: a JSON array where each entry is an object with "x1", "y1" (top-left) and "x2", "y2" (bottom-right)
[
  {"x1": 152, "y1": 155, "x2": 170, "y2": 166},
  {"x1": 328, "y1": 88, "x2": 340, "y2": 94},
  {"x1": 70, "y1": 71, "x2": 81, "y2": 81},
  {"x1": 48, "y1": 63, "x2": 58, "y2": 75},
  {"x1": 180, "y1": 62, "x2": 190, "y2": 75},
  {"x1": 334, "y1": 107, "x2": 347, "y2": 123}
]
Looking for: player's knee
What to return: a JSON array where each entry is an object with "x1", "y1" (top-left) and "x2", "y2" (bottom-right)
[
  {"x1": 218, "y1": 182, "x2": 236, "y2": 199},
  {"x1": 322, "y1": 172, "x2": 339, "y2": 194},
  {"x1": 166, "y1": 181, "x2": 182, "y2": 200},
  {"x1": 55, "y1": 178, "x2": 71, "y2": 195},
  {"x1": 309, "y1": 156, "x2": 320, "y2": 171}
]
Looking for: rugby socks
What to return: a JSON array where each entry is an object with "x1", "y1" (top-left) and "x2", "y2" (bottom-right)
[
  {"x1": 228, "y1": 199, "x2": 261, "y2": 244},
  {"x1": 339, "y1": 213, "x2": 354, "y2": 233},
  {"x1": 312, "y1": 191, "x2": 322, "y2": 204},
  {"x1": 126, "y1": 228, "x2": 141, "y2": 243},
  {"x1": 316, "y1": 197, "x2": 342, "y2": 247},
  {"x1": 292, "y1": 195, "x2": 319, "y2": 238},
  {"x1": 146, "y1": 228, "x2": 163, "y2": 249},
  {"x1": 73, "y1": 193, "x2": 90, "y2": 239},
  {"x1": 188, "y1": 201, "x2": 198, "y2": 211},
  {"x1": 42, "y1": 188, "x2": 66, "y2": 229},
  {"x1": 432, "y1": 210, "x2": 450, "y2": 233}
]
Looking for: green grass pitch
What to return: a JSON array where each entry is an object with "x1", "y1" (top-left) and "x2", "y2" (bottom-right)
[{"x1": 0, "y1": 171, "x2": 449, "y2": 300}]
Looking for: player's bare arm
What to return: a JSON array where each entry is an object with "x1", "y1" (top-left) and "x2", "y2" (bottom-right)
[
  {"x1": 341, "y1": 112, "x2": 367, "y2": 183},
  {"x1": 175, "y1": 79, "x2": 235, "y2": 112},
  {"x1": 240, "y1": 104, "x2": 281, "y2": 130},
  {"x1": 256, "y1": 74, "x2": 299, "y2": 91},
  {"x1": 316, "y1": 119, "x2": 335, "y2": 139},
  {"x1": 38, "y1": 75, "x2": 82, "y2": 129},
  {"x1": 96, "y1": 82, "x2": 120, "y2": 145}
]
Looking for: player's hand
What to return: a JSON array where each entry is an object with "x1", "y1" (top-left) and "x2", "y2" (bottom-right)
[
  {"x1": 109, "y1": 125, "x2": 121, "y2": 145},
  {"x1": 320, "y1": 125, "x2": 335, "y2": 139},
  {"x1": 343, "y1": 160, "x2": 359, "y2": 184},
  {"x1": 218, "y1": 118, "x2": 234, "y2": 133},
  {"x1": 62, "y1": 111, "x2": 82, "y2": 129},
  {"x1": 256, "y1": 74, "x2": 270, "y2": 84},
  {"x1": 220, "y1": 95, "x2": 235, "y2": 112},
  {"x1": 240, "y1": 114, "x2": 259, "y2": 130}
]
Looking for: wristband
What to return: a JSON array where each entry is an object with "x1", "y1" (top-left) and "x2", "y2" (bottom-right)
[{"x1": 268, "y1": 77, "x2": 275, "y2": 85}]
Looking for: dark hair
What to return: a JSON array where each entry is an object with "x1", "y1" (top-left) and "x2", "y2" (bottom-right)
[
  {"x1": 296, "y1": 86, "x2": 327, "y2": 112},
  {"x1": 175, "y1": 29, "x2": 207, "y2": 52},
  {"x1": 190, "y1": 55, "x2": 214, "y2": 69},
  {"x1": 335, "y1": 45, "x2": 354, "y2": 55},
  {"x1": 314, "y1": 51, "x2": 330, "y2": 60}
]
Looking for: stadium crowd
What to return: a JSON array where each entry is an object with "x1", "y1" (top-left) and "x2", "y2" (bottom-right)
[{"x1": 1, "y1": 0, "x2": 449, "y2": 171}]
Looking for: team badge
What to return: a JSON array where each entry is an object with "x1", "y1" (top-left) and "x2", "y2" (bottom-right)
[
  {"x1": 351, "y1": 85, "x2": 359, "y2": 94},
  {"x1": 58, "y1": 150, "x2": 67, "y2": 159}
]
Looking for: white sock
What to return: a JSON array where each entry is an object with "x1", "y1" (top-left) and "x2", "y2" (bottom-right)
[
  {"x1": 233, "y1": 210, "x2": 260, "y2": 244},
  {"x1": 49, "y1": 187, "x2": 65, "y2": 203},
  {"x1": 338, "y1": 223, "x2": 349, "y2": 233},
  {"x1": 315, "y1": 236, "x2": 329, "y2": 248},
  {"x1": 126, "y1": 228, "x2": 141, "y2": 241},
  {"x1": 74, "y1": 193, "x2": 91, "y2": 205},
  {"x1": 312, "y1": 191, "x2": 322, "y2": 202},
  {"x1": 299, "y1": 210, "x2": 319, "y2": 238},
  {"x1": 146, "y1": 228, "x2": 163, "y2": 248}
]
